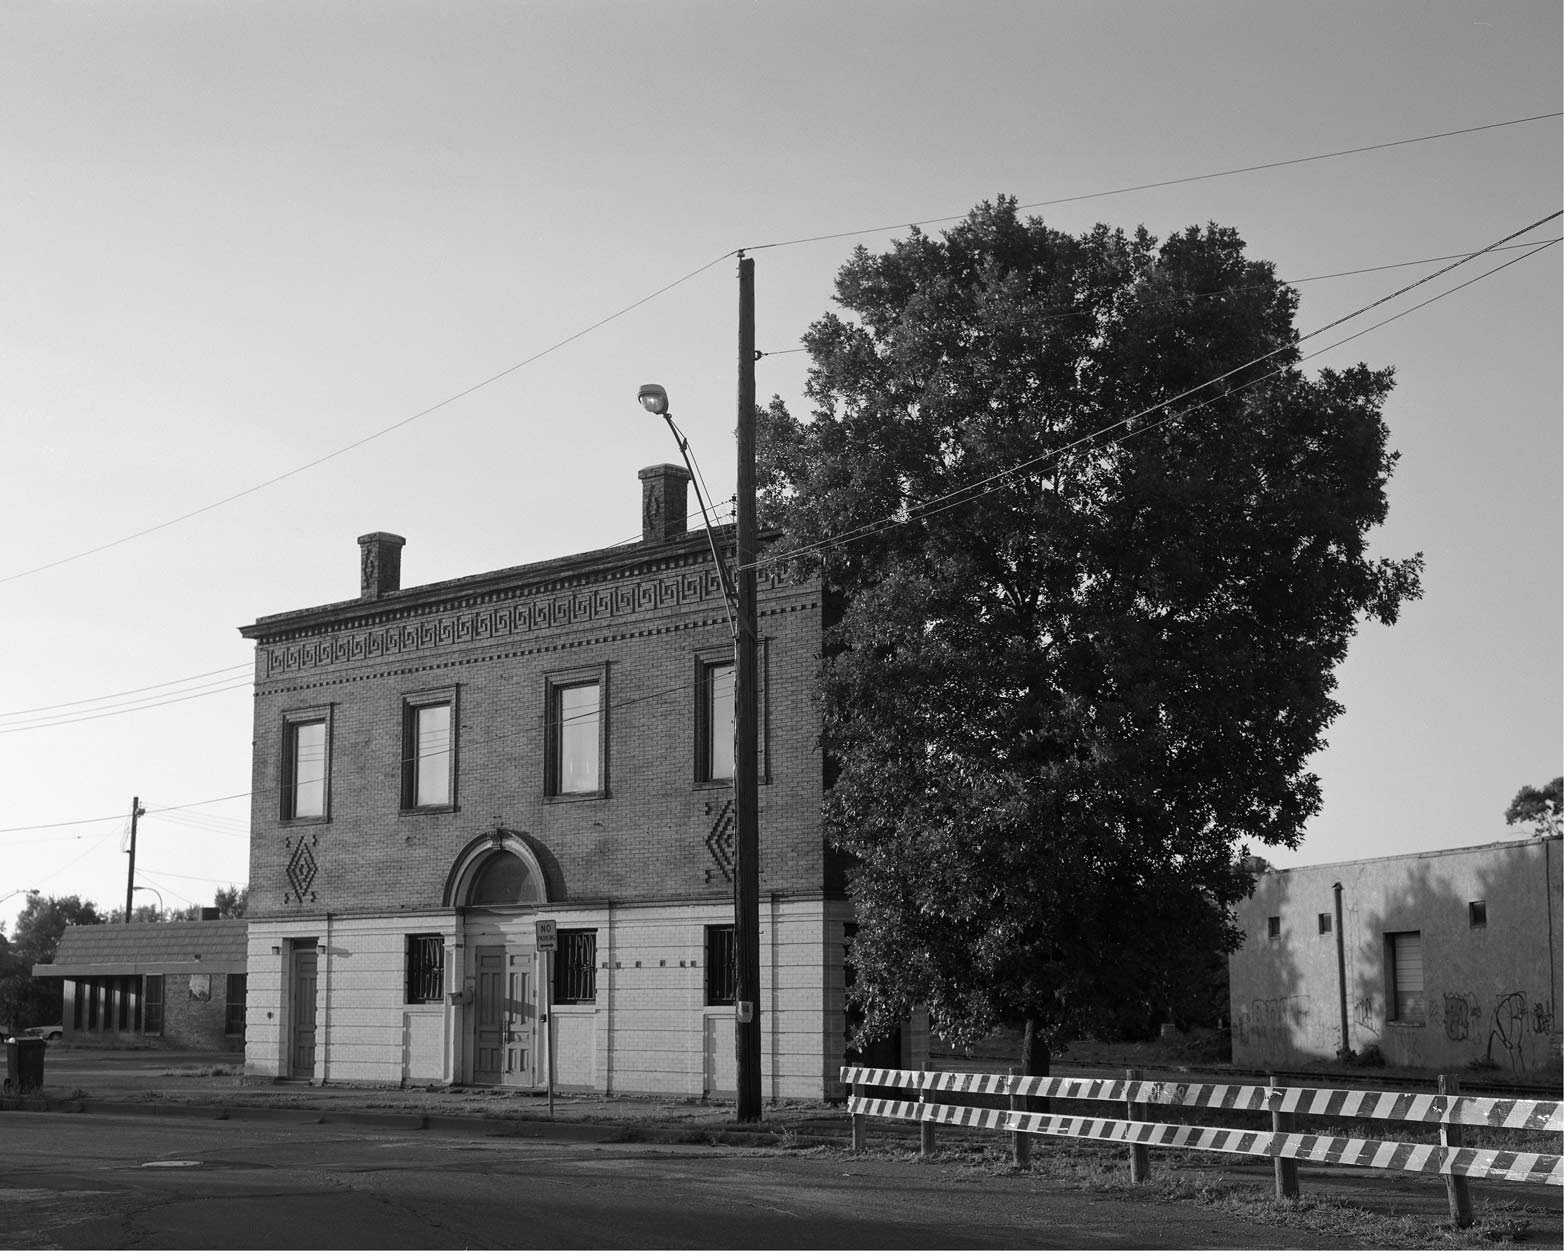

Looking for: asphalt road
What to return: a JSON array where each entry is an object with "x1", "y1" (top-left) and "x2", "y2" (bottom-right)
[{"x1": 0, "y1": 1112, "x2": 1358, "y2": 1249}]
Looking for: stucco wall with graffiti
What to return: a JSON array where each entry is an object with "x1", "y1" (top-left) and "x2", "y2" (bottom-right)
[{"x1": 1229, "y1": 836, "x2": 1561, "y2": 1075}]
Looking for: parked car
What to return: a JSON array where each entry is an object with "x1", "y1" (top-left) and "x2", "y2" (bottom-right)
[{"x1": 20, "y1": 1025, "x2": 63, "y2": 1042}]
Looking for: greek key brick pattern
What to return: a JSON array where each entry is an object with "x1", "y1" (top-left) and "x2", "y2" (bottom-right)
[{"x1": 245, "y1": 543, "x2": 833, "y2": 920}]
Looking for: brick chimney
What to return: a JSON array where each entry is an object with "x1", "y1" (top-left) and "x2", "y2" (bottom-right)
[
  {"x1": 358, "y1": 532, "x2": 405, "y2": 599},
  {"x1": 638, "y1": 464, "x2": 691, "y2": 543}
]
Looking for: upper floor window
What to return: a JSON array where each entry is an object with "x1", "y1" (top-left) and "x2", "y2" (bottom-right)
[
  {"x1": 403, "y1": 688, "x2": 457, "y2": 810},
  {"x1": 1468, "y1": 900, "x2": 1487, "y2": 929},
  {"x1": 699, "y1": 660, "x2": 736, "y2": 784},
  {"x1": 546, "y1": 669, "x2": 606, "y2": 798},
  {"x1": 281, "y1": 707, "x2": 331, "y2": 822},
  {"x1": 1266, "y1": 916, "x2": 1281, "y2": 941}
]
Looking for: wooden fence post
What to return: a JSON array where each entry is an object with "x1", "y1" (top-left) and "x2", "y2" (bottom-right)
[
  {"x1": 1439, "y1": 1074, "x2": 1474, "y2": 1228},
  {"x1": 1269, "y1": 1074, "x2": 1299, "y2": 1199},
  {"x1": 1008, "y1": 1066, "x2": 1031, "y2": 1169},
  {"x1": 919, "y1": 1059, "x2": 937, "y2": 1160},
  {"x1": 850, "y1": 1072, "x2": 866, "y2": 1154},
  {"x1": 1126, "y1": 1067, "x2": 1151, "y2": 1183}
]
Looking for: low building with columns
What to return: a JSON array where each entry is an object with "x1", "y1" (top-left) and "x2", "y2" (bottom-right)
[{"x1": 237, "y1": 465, "x2": 891, "y2": 1097}]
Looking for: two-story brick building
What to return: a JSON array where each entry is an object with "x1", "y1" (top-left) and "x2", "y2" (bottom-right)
[{"x1": 238, "y1": 465, "x2": 866, "y2": 1098}]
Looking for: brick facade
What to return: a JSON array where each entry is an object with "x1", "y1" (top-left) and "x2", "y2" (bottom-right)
[{"x1": 239, "y1": 471, "x2": 855, "y2": 1096}]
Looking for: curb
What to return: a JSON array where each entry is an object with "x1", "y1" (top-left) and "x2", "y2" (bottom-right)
[{"x1": 2, "y1": 1093, "x2": 849, "y2": 1149}]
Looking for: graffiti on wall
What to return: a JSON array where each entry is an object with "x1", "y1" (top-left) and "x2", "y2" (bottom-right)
[
  {"x1": 1441, "y1": 991, "x2": 1481, "y2": 1042},
  {"x1": 1486, "y1": 991, "x2": 1531, "y2": 1073},
  {"x1": 1234, "y1": 994, "x2": 1310, "y2": 1049},
  {"x1": 1352, "y1": 995, "x2": 1380, "y2": 1037},
  {"x1": 1433, "y1": 988, "x2": 1559, "y2": 1073}
]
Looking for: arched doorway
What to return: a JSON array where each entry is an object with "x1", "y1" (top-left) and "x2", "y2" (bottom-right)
[{"x1": 445, "y1": 832, "x2": 549, "y2": 1087}]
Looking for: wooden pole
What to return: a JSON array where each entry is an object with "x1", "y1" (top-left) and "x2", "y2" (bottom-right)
[
  {"x1": 1439, "y1": 1074, "x2": 1474, "y2": 1227},
  {"x1": 123, "y1": 796, "x2": 144, "y2": 923},
  {"x1": 733, "y1": 254, "x2": 762, "y2": 1123},
  {"x1": 1269, "y1": 1074, "x2": 1299, "y2": 1199},
  {"x1": 1126, "y1": 1067, "x2": 1151, "y2": 1182},
  {"x1": 850, "y1": 1074, "x2": 866, "y2": 1154},
  {"x1": 919, "y1": 1059, "x2": 936, "y2": 1159}
]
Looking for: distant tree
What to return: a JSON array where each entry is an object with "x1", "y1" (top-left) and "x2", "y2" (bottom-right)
[
  {"x1": 759, "y1": 199, "x2": 1422, "y2": 1076},
  {"x1": 1505, "y1": 777, "x2": 1562, "y2": 838},
  {"x1": 0, "y1": 893, "x2": 103, "y2": 1029},
  {"x1": 214, "y1": 885, "x2": 249, "y2": 918},
  {"x1": 105, "y1": 904, "x2": 171, "y2": 924}
]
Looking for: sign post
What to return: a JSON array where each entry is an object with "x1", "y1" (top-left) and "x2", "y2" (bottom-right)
[{"x1": 535, "y1": 920, "x2": 557, "y2": 1118}]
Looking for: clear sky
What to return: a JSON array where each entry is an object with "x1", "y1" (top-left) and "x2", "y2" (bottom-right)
[{"x1": 2, "y1": 1, "x2": 1559, "y2": 936}]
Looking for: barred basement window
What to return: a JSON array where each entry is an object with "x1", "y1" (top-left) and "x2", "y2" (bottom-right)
[
  {"x1": 226, "y1": 974, "x2": 247, "y2": 1036},
  {"x1": 705, "y1": 924, "x2": 736, "y2": 1006},
  {"x1": 405, "y1": 934, "x2": 444, "y2": 1004},
  {"x1": 554, "y1": 930, "x2": 597, "y2": 1004},
  {"x1": 143, "y1": 975, "x2": 165, "y2": 1036}
]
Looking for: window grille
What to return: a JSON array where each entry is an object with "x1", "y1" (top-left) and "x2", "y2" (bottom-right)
[
  {"x1": 554, "y1": 930, "x2": 597, "y2": 1004},
  {"x1": 405, "y1": 935, "x2": 444, "y2": 1004},
  {"x1": 705, "y1": 925, "x2": 737, "y2": 1006}
]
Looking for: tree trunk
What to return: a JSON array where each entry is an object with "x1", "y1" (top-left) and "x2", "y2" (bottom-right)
[{"x1": 1019, "y1": 1017, "x2": 1050, "y2": 1115}]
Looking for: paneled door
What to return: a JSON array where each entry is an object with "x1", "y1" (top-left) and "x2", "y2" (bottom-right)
[
  {"x1": 473, "y1": 945, "x2": 534, "y2": 1087},
  {"x1": 289, "y1": 945, "x2": 318, "y2": 1079}
]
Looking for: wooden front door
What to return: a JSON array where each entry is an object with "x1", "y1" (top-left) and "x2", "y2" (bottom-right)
[
  {"x1": 289, "y1": 945, "x2": 318, "y2": 1079},
  {"x1": 473, "y1": 945, "x2": 534, "y2": 1087}
]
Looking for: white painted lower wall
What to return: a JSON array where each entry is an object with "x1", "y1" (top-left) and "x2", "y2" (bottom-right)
[{"x1": 244, "y1": 896, "x2": 858, "y2": 1099}]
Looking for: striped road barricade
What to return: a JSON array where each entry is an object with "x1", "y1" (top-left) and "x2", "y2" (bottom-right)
[{"x1": 841, "y1": 1065, "x2": 1562, "y2": 1227}]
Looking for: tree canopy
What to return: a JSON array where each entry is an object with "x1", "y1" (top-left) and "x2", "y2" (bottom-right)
[
  {"x1": 0, "y1": 893, "x2": 103, "y2": 1031},
  {"x1": 758, "y1": 199, "x2": 1422, "y2": 1068},
  {"x1": 1504, "y1": 777, "x2": 1562, "y2": 837}
]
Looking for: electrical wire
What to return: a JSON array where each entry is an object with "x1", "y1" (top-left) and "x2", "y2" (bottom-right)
[
  {"x1": 3, "y1": 112, "x2": 1553, "y2": 590},
  {"x1": 0, "y1": 678, "x2": 255, "y2": 735},
  {"x1": 742, "y1": 112, "x2": 1562, "y2": 253},
  {"x1": 0, "y1": 250, "x2": 740, "y2": 587},
  {"x1": 748, "y1": 230, "x2": 1561, "y2": 573},
  {"x1": 0, "y1": 663, "x2": 252, "y2": 719},
  {"x1": 753, "y1": 238, "x2": 1563, "y2": 358}
]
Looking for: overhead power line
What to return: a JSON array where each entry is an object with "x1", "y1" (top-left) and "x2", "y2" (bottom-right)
[
  {"x1": 743, "y1": 111, "x2": 1562, "y2": 253},
  {"x1": 748, "y1": 221, "x2": 1561, "y2": 572},
  {"x1": 0, "y1": 677, "x2": 254, "y2": 735},
  {"x1": 2, "y1": 111, "x2": 1553, "y2": 589}
]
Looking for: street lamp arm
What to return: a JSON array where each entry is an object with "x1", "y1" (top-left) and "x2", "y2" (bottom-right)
[{"x1": 661, "y1": 413, "x2": 742, "y2": 644}]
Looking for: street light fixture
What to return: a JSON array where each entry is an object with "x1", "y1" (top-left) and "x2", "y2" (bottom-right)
[
  {"x1": 636, "y1": 383, "x2": 739, "y2": 639},
  {"x1": 0, "y1": 888, "x2": 37, "y2": 908},
  {"x1": 133, "y1": 885, "x2": 164, "y2": 919}
]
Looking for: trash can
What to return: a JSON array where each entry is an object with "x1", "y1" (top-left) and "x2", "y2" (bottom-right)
[{"x1": 4, "y1": 1036, "x2": 45, "y2": 1094}]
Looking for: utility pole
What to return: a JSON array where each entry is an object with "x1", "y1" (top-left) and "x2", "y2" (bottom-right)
[
  {"x1": 123, "y1": 796, "x2": 145, "y2": 923},
  {"x1": 733, "y1": 253, "x2": 763, "y2": 1121}
]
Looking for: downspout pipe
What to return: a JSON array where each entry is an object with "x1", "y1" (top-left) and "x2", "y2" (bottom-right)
[{"x1": 1333, "y1": 882, "x2": 1350, "y2": 1059}]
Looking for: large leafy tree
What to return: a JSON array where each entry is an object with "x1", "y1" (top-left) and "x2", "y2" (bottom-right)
[{"x1": 759, "y1": 199, "x2": 1422, "y2": 1073}]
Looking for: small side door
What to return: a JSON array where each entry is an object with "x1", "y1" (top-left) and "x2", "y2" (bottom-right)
[{"x1": 289, "y1": 944, "x2": 318, "y2": 1079}]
